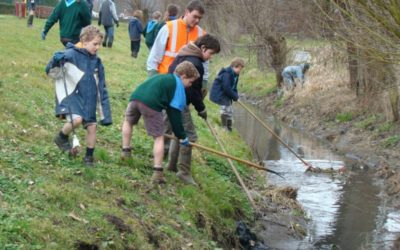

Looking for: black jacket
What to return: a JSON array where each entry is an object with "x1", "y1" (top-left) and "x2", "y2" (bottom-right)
[{"x1": 168, "y1": 43, "x2": 205, "y2": 113}]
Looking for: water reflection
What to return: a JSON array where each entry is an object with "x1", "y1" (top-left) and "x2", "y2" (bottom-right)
[{"x1": 233, "y1": 103, "x2": 387, "y2": 249}]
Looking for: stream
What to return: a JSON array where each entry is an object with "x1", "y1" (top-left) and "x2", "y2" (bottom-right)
[{"x1": 234, "y1": 103, "x2": 400, "y2": 250}]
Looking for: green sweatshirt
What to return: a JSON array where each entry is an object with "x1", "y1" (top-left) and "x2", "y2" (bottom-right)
[
  {"x1": 130, "y1": 74, "x2": 187, "y2": 139},
  {"x1": 44, "y1": 0, "x2": 91, "y2": 41}
]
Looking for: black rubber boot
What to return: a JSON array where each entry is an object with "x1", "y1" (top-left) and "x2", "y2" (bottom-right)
[
  {"x1": 220, "y1": 114, "x2": 228, "y2": 129},
  {"x1": 227, "y1": 119, "x2": 233, "y2": 132}
]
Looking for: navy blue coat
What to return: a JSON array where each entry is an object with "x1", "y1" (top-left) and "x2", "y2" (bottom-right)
[
  {"x1": 128, "y1": 18, "x2": 143, "y2": 41},
  {"x1": 46, "y1": 43, "x2": 112, "y2": 126},
  {"x1": 209, "y1": 67, "x2": 239, "y2": 106}
]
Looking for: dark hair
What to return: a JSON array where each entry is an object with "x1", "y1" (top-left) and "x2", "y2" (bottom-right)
[
  {"x1": 167, "y1": 4, "x2": 179, "y2": 17},
  {"x1": 186, "y1": 0, "x2": 205, "y2": 14},
  {"x1": 194, "y1": 34, "x2": 221, "y2": 53},
  {"x1": 303, "y1": 63, "x2": 310, "y2": 73}
]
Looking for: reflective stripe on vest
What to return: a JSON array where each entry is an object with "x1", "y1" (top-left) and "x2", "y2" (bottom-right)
[{"x1": 158, "y1": 19, "x2": 205, "y2": 73}]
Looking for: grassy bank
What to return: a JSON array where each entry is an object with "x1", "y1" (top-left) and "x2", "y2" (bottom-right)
[{"x1": 0, "y1": 15, "x2": 261, "y2": 249}]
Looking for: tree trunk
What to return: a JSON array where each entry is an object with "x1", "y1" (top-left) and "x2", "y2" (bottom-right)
[
  {"x1": 347, "y1": 42, "x2": 360, "y2": 95},
  {"x1": 264, "y1": 35, "x2": 287, "y2": 89}
]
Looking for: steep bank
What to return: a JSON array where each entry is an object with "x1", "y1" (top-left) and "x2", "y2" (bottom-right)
[{"x1": 0, "y1": 15, "x2": 263, "y2": 248}]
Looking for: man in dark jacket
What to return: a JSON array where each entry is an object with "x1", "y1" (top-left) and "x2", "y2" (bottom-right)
[
  {"x1": 98, "y1": 0, "x2": 119, "y2": 48},
  {"x1": 41, "y1": 0, "x2": 92, "y2": 46},
  {"x1": 166, "y1": 34, "x2": 220, "y2": 185},
  {"x1": 210, "y1": 58, "x2": 245, "y2": 131}
]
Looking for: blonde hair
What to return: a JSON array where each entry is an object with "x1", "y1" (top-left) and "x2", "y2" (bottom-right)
[
  {"x1": 174, "y1": 61, "x2": 200, "y2": 79},
  {"x1": 231, "y1": 57, "x2": 245, "y2": 68},
  {"x1": 152, "y1": 11, "x2": 162, "y2": 20},
  {"x1": 80, "y1": 25, "x2": 103, "y2": 42},
  {"x1": 133, "y1": 10, "x2": 143, "y2": 19}
]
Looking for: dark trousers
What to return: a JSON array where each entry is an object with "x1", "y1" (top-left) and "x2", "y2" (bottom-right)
[
  {"x1": 103, "y1": 25, "x2": 115, "y2": 47},
  {"x1": 130, "y1": 40, "x2": 141, "y2": 58}
]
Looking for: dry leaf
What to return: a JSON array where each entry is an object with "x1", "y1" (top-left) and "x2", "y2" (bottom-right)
[{"x1": 68, "y1": 212, "x2": 88, "y2": 224}]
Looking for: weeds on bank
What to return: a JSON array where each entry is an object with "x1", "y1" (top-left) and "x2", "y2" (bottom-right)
[
  {"x1": 335, "y1": 112, "x2": 353, "y2": 123},
  {"x1": 381, "y1": 135, "x2": 400, "y2": 148}
]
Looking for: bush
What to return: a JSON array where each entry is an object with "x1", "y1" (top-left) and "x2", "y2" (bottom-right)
[{"x1": 0, "y1": 3, "x2": 15, "y2": 15}]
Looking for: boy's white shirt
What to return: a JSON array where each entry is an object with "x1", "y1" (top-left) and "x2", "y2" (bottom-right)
[{"x1": 146, "y1": 24, "x2": 210, "y2": 82}]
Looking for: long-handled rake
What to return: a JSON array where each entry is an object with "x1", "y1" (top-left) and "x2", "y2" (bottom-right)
[{"x1": 238, "y1": 100, "x2": 315, "y2": 171}]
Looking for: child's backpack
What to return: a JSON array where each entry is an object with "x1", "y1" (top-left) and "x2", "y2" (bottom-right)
[{"x1": 144, "y1": 20, "x2": 164, "y2": 49}]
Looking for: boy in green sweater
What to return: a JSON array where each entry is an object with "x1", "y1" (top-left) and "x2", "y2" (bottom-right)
[
  {"x1": 121, "y1": 61, "x2": 200, "y2": 184},
  {"x1": 41, "y1": 0, "x2": 91, "y2": 46}
]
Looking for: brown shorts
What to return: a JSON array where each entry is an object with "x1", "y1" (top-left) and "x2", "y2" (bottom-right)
[{"x1": 125, "y1": 100, "x2": 164, "y2": 137}]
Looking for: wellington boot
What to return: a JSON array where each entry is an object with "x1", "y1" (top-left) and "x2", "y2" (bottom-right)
[
  {"x1": 227, "y1": 119, "x2": 233, "y2": 132},
  {"x1": 151, "y1": 168, "x2": 166, "y2": 184},
  {"x1": 220, "y1": 114, "x2": 228, "y2": 130},
  {"x1": 166, "y1": 139, "x2": 179, "y2": 172},
  {"x1": 107, "y1": 41, "x2": 113, "y2": 48},
  {"x1": 176, "y1": 146, "x2": 198, "y2": 186}
]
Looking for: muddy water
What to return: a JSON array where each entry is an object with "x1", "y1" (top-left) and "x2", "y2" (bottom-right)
[{"x1": 234, "y1": 103, "x2": 400, "y2": 249}]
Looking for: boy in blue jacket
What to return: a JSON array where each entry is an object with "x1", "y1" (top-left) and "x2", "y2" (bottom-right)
[
  {"x1": 209, "y1": 57, "x2": 245, "y2": 131},
  {"x1": 128, "y1": 10, "x2": 143, "y2": 58},
  {"x1": 46, "y1": 25, "x2": 112, "y2": 167}
]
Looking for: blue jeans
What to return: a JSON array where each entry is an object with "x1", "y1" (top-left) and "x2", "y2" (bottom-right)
[
  {"x1": 103, "y1": 25, "x2": 114, "y2": 47},
  {"x1": 282, "y1": 72, "x2": 295, "y2": 90}
]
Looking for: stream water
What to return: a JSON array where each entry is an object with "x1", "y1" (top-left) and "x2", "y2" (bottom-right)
[{"x1": 234, "y1": 103, "x2": 400, "y2": 250}]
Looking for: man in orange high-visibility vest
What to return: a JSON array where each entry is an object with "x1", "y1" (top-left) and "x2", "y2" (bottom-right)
[{"x1": 147, "y1": 0, "x2": 206, "y2": 76}]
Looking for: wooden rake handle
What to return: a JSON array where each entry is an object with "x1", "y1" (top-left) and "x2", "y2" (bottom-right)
[{"x1": 164, "y1": 134, "x2": 283, "y2": 178}]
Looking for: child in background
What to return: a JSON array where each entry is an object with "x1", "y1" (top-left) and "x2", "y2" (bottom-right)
[
  {"x1": 128, "y1": 10, "x2": 143, "y2": 58},
  {"x1": 46, "y1": 25, "x2": 112, "y2": 166},
  {"x1": 121, "y1": 61, "x2": 199, "y2": 184},
  {"x1": 143, "y1": 10, "x2": 162, "y2": 50},
  {"x1": 27, "y1": 0, "x2": 36, "y2": 27},
  {"x1": 281, "y1": 63, "x2": 310, "y2": 90},
  {"x1": 209, "y1": 57, "x2": 245, "y2": 131}
]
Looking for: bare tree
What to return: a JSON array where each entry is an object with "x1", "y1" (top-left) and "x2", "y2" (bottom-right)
[{"x1": 314, "y1": 0, "x2": 400, "y2": 121}]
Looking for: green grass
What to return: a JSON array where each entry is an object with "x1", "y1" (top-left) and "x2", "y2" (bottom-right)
[
  {"x1": 381, "y1": 135, "x2": 400, "y2": 148},
  {"x1": 0, "y1": 15, "x2": 257, "y2": 249},
  {"x1": 355, "y1": 115, "x2": 377, "y2": 129},
  {"x1": 377, "y1": 122, "x2": 395, "y2": 133},
  {"x1": 335, "y1": 112, "x2": 353, "y2": 123}
]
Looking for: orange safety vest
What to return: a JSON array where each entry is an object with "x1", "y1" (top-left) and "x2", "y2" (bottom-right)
[{"x1": 158, "y1": 18, "x2": 205, "y2": 73}]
